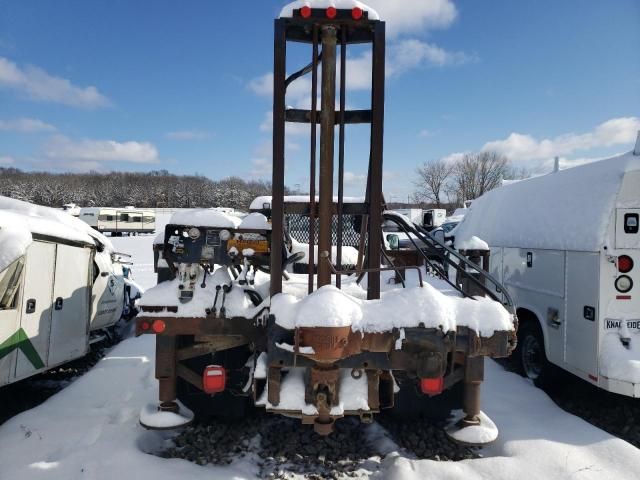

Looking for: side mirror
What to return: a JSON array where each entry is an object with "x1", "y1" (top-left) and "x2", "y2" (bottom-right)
[
  {"x1": 433, "y1": 229, "x2": 445, "y2": 245},
  {"x1": 387, "y1": 234, "x2": 400, "y2": 251}
]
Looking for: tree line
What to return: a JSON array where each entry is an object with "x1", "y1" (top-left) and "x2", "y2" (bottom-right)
[
  {"x1": 0, "y1": 168, "x2": 279, "y2": 210},
  {"x1": 413, "y1": 151, "x2": 529, "y2": 209}
]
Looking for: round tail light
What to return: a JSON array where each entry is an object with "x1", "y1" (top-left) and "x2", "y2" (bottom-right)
[
  {"x1": 326, "y1": 6, "x2": 337, "y2": 19},
  {"x1": 618, "y1": 255, "x2": 634, "y2": 273},
  {"x1": 352, "y1": 7, "x2": 363, "y2": 20},
  {"x1": 140, "y1": 321, "x2": 151, "y2": 331},
  {"x1": 615, "y1": 275, "x2": 633, "y2": 294},
  {"x1": 152, "y1": 320, "x2": 167, "y2": 334},
  {"x1": 300, "y1": 6, "x2": 312, "y2": 18}
]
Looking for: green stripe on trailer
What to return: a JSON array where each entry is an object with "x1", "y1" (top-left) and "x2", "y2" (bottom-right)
[{"x1": 0, "y1": 328, "x2": 45, "y2": 370}]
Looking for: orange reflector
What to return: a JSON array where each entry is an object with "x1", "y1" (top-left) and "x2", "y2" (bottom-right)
[
  {"x1": 203, "y1": 365, "x2": 226, "y2": 394},
  {"x1": 352, "y1": 7, "x2": 363, "y2": 20},
  {"x1": 420, "y1": 377, "x2": 444, "y2": 395},
  {"x1": 300, "y1": 6, "x2": 312, "y2": 18},
  {"x1": 151, "y1": 319, "x2": 166, "y2": 334},
  {"x1": 326, "y1": 6, "x2": 337, "y2": 18}
]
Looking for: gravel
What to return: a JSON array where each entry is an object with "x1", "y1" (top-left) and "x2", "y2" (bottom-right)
[{"x1": 161, "y1": 411, "x2": 478, "y2": 479}]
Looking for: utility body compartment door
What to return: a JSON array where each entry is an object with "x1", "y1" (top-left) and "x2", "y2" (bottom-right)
[
  {"x1": 47, "y1": 244, "x2": 92, "y2": 366},
  {"x1": 14, "y1": 241, "x2": 56, "y2": 381},
  {"x1": 564, "y1": 252, "x2": 600, "y2": 377}
]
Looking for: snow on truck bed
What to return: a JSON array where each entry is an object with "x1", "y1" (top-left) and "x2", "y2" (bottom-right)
[
  {"x1": 1, "y1": 334, "x2": 639, "y2": 480},
  {"x1": 455, "y1": 151, "x2": 640, "y2": 252}
]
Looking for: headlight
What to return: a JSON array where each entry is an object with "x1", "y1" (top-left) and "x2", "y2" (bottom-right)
[
  {"x1": 188, "y1": 227, "x2": 201, "y2": 240},
  {"x1": 219, "y1": 229, "x2": 231, "y2": 241}
]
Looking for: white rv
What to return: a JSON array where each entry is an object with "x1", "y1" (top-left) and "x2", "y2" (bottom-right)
[
  {"x1": 0, "y1": 197, "x2": 138, "y2": 388},
  {"x1": 455, "y1": 148, "x2": 640, "y2": 397},
  {"x1": 394, "y1": 208, "x2": 446, "y2": 230},
  {"x1": 79, "y1": 207, "x2": 156, "y2": 236}
]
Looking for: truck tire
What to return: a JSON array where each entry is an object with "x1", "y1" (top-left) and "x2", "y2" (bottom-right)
[{"x1": 516, "y1": 321, "x2": 556, "y2": 389}]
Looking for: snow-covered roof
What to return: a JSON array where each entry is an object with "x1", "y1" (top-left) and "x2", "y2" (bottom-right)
[
  {"x1": 0, "y1": 196, "x2": 114, "y2": 256},
  {"x1": 280, "y1": 0, "x2": 380, "y2": 20},
  {"x1": 168, "y1": 209, "x2": 242, "y2": 229},
  {"x1": 250, "y1": 195, "x2": 365, "y2": 211},
  {"x1": 455, "y1": 151, "x2": 640, "y2": 252},
  {"x1": 239, "y1": 213, "x2": 271, "y2": 230}
]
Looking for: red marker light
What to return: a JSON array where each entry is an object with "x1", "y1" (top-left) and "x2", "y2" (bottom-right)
[
  {"x1": 326, "y1": 6, "x2": 337, "y2": 19},
  {"x1": 152, "y1": 319, "x2": 166, "y2": 334},
  {"x1": 203, "y1": 365, "x2": 226, "y2": 394},
  {"x1": 352, "y1": 7, "x2": 363, "y2": 20},
  {"x1": 300, "y1": 6, "x2": 312, "y2": 18},
  {"x1": 618, "y1": 255, "x2": 634, "y2": 273},
  {"x1": 140, "y1": 321, "x2": 151, "y2": 331},
  {"x1": 420, "y1": 377, "x2": 444, "y2": 396}
]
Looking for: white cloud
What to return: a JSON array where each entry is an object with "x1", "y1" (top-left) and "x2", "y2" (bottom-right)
[
  {"x1": 0, "y1": 155, "x2": 15, "y2": 166},
  {"x1": 364, "y1": 0, "x2": 458, "y2": 37},
  {"x1": 482, "y1": 117, "x2": 640, "y2": 163},
  {"x1": 0, "y1": 117, "x2": 56, "y2": 133},
  {"x1": 249, "y1": 157, "x2": 272, "y2": 178},
  {"x1": 418, "y1": 129, "x2": 433, "y2": 138},
  {"x1": 44, "y1": 135, "x2": 159, "y2": 164},
  {"x1": 0, "y1": 57, "x2": 110, "y2": 108},
  {"x1": 343, "y1": 171, "x2": 367, "y2": 186},
  {"x1": 166, "y1": 130, "x2": 211, "y2": 141}
]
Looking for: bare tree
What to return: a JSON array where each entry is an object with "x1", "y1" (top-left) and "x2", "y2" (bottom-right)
[
  {"x1": 450, "y1": 150, "x2": 511, "y2": 202},
  {"x1": 414, "y1": 159, "x2": 453, "y2": 208}
]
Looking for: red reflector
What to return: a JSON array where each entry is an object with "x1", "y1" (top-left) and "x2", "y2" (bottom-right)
[
  {"x1": 352, "y1": 7, "x2": 363, "y2": 20},
  {"x1": 203, "y1": 365, "x2": 226, "y2": 394},
  {"x1": 420, "y1": 377, "x2": 444, "y2": 395},
  {"x1": 617, "y1": 295, "x2": 632, "y2": 300},
  {"x1": 326, "y1": 6, "x2": 337, "y2": 19},
  {"x1": 140, "y1": 321, "x2": 151, "y2": 331},
  {"x1": 588, "y1": 374, "x2": 598, "y2": 382},
  {"x1": 151, "y1": 320, "x2": 166, "y2": 334},
  {"x1": 300, "y1": 6, "x2": 312, "y2": 18},
  {"x1": 618, "y1": 255, "x2": 634, "y2": 273}
]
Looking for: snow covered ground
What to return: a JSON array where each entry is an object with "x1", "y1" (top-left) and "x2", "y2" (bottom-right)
[{"x1": 1, "y1": 226, "x2": 639, "y2": 479}]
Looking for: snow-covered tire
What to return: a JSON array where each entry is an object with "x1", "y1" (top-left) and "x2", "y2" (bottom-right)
[{"x1": 515, "y1": 321, "x2": 556, "y2": 389}]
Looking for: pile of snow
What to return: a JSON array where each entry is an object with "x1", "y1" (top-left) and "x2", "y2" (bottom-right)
[
  {"x1": 455, "y1": 235, "x2": 489, "y2": 251},
  {"x1": 455, "y1": 152, "x2": 640, "y2": 251},
  {"x1": 168, "y1": 209, "x2": 241, "y2": 229},
  {"x1": 279, "y1": 0, "x2": 380, "y2": 20},
  {"x1": 599, "y1": 332, "x2": 640, "y2": 384},
  {"x1": 0, "y1": 196, "x2": 113, "y2": 253},
  {"x1": 238, "y1": 212, "x2": 271, "y2": 230},
  {"x1": 272, "y1": 284, "x2": 514, "y2": 337},
  {"x1": 249, "y1": 195, "x2": 365, "y2": 211},
  {"x1": 0, "y1": 215, "x2": 32, "y2": 271}
]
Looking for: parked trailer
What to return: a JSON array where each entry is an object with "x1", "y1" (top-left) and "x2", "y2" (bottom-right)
[
  {"x1": 79, "y1": 207, "x2": 156, "y2": 236},
  {"x1": 136, "y1": 1, "x2": 516, "y2": 444},
  {"x1": 455, "y1": 145, "x2": 640, "y2": 397},
  {"x1": 0, "y1": 197, "x2": 138, "y2": 388}
]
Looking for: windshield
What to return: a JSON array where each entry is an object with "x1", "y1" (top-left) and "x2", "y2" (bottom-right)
[{"x1": 0, "y1": 257, "x2": 24, "y2": 310}]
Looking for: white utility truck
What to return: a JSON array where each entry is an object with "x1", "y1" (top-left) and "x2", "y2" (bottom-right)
[
  {"x1": 0, "y1": 197, "x2": 138, "y2": 388},
  {"x1": 79, "y1": 207, "x2": 155, "y2": 236},
  {"x1": 394, "y1": 208, "x2": 446, "y2": 230},
  {"x1": 455, "y1": 144, "x2": 640, "y2": 397}
]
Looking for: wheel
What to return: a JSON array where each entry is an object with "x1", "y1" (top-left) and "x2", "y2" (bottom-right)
[{"x1": 515, "y1": 322, "x2": 556, "y2": 388}]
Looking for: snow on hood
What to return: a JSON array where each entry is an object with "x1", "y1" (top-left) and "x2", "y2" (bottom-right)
[
  {"x1": 0, "y1": 196, "x2": 113, "y2": 253},
  {"x1": 169, "y1": 209, "x2": 242, "y2": 229},
  {"x1": 455, "y1": 151, "x2": 640, "y2": 252},
  {"x1": 272, "y1": 284, "x2": 514, "y2": 337},
  {"x1": 239, "y1": 213, "x2": 271, "y2": 230},
  {"x1": 249, "y1": 195, "x2": 365, "y2": 211},
  {"x1": 0, "y1": 214, "x2": 32, "y2": 271},
  {"x1": 280, "y1": 0, "x2": 380, "y2": 20}
]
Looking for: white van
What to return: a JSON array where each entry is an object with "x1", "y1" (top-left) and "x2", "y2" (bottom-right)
[
  {"x1": 79, "y1": 207, "x2": 155, "y2": 235},
  {"x1": 0, "y1": 198, "x2": 137, "y2": 388},
  {"x1": 455, "y1": 147, "x2": 640, "y2": 397}
]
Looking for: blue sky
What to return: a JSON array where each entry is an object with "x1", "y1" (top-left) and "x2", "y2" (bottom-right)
[{"x1": 0, "y1": 0, "x2": 639, "y2": 200}]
